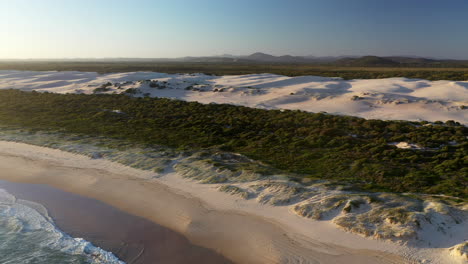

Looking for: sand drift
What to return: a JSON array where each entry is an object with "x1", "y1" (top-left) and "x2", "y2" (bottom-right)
[{"x1": 0, "y1": 71, "x2": 466, "y2": 124}]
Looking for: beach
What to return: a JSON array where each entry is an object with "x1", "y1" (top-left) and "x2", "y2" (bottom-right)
[
  {"x1": 0, "y1": 180, "x2": 231, "y2": 264},
  {"x1": 0, "y1": 140, "x2": 447, "y2": 264}
]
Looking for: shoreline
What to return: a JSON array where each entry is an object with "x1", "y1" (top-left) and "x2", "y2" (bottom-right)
[
  {"x1": 0, "y1": 180, "x2": 231, "y2": 264},
  {"x1": 0, "y1": 140, "x2": 454, "y2": 263}
]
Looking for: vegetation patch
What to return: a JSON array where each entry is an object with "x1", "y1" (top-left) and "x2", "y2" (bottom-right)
[
  {"x1": 218, "y1": 185, "x2": 251, "y2": 199},
  {"x1": 251, "y1": 182, "x2": 315, "y2": 205},
  {"x1": 0, "y1": 90, "x2": 466, "y2": 197}
]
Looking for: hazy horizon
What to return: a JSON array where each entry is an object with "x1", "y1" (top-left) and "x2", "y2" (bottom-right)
[
  {"x1": 0, "y1": 52, "x2": 460, "y2": 60},
  {"x1": 2, "y1": 0, "x2": 468, "y2": 60}
]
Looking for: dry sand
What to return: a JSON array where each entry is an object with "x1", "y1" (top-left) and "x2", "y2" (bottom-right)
[
  {"x1": 0, "y1": 141, "x2": 414, "y2": 264},
  {"x1": 0, "y1": 71, "x2": 466, "y2": 124}
]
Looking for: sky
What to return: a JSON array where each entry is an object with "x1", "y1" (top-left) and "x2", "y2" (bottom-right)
[{"x1": 1, "y1": 0, "x2": 468, "y2": 59}]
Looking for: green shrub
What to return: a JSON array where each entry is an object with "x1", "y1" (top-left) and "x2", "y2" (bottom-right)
[{"x1": 0, "y1": 90, "x2": 465, "y2": 197}]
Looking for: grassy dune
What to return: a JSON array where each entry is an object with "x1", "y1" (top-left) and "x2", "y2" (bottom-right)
[{"x1": 0, "y1": 126, "x2": 465, "y2": 244}]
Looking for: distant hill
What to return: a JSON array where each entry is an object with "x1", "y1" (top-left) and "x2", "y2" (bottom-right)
[
  {"x1": 4, "y1": 53, "x2": 468, "y2": 67},
  {"x1": 328, "y1": 55, "x2": 468, "y2": 67},
  {"x1": 178, "y1": 53, "x2": 468, "y2": 67},
  {"x1": 334, "y1": 56, "x2": 399, "y2": 66},
  {"x1": 242, "y1": 52, "x2": 311, "y2": 63},
  {"x1": 384, "y1": 56, "x2": 436, "y2": 64},
  {"x1": 180, "y1": 56, "x2": 240, "y2": 63},
  {"x1": 244, "y1": 52, "x2": 278, "y2": 61}
]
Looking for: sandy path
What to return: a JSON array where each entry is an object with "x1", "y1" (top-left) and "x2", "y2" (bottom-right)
[{"x1": 0, "y1": 141, "x2": 408, "y2": 264}]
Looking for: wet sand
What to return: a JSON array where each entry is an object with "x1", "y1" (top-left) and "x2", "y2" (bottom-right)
[{"x1": 0, "y1": 180, "x2": 231, "y2": 264}]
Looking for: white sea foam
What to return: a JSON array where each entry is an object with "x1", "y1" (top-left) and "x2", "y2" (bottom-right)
[{"x1": 0, "y1": 188, "x2": 125, "y2": 264}]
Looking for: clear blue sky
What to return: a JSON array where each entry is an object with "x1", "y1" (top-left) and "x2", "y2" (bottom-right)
[{"x1": 1, "y1": 0, "x2": 468, "y2": 59}]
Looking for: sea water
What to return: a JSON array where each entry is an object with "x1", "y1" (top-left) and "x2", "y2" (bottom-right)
[{"x1": 0, "y1": 188, "x2": 125, "y2": 264}]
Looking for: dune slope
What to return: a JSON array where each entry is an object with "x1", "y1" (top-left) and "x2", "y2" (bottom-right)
[{"x1": 0, "y1": 70, "x2": 466, "y2": 124}]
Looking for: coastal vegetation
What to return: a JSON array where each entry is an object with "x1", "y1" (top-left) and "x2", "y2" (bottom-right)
[
  {"x1": 0, "y1": 126, "x2": 465, "y2": 243},
  {"x1": 0, "y1": 89, "x2": 466, "y2": 198}
]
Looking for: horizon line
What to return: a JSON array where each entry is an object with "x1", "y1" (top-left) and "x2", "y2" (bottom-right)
[{"x1": 0, "y1": 54, "x2": 464, "y2": 61}]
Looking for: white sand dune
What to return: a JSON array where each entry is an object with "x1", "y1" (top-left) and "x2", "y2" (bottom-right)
[{"x1": 0, "y1": 70, "x2": 466, "y2": 124}]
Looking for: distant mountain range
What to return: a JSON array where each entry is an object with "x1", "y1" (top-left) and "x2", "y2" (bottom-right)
[
  {"x1": 236, "y1": 53, "x2": 468, "y2": 66},
  {"x1": 3, "y1": 53, "x2": 468, "y2": 67},
  {"x1": 239, "y1": 52, "x2": 354, "y2": 63}
]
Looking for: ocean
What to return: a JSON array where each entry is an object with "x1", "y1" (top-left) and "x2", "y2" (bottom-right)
[{"x1": 0, "y1": 188, "x2": 124, "y2": 264}]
